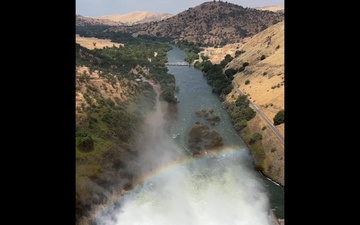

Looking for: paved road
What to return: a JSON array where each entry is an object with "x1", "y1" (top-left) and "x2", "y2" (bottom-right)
[{"x1": 233, "y1": 86, "x2": 284, "y2": 145}]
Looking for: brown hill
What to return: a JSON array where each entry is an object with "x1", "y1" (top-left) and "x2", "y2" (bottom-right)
[
  {"x1": 255, "y1": 5, "x2": 284, "y2": 13},
  {"x1": 108, "y1": 1, "x2": 284, "y2": 46},
  {"x1": 99, "y1": 11, "x2": 173, "y2": 25}
]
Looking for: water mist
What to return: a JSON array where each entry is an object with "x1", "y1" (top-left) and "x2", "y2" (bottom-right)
[{"x1": 95, "y1": 91, "x2": 278, "y2": 225}]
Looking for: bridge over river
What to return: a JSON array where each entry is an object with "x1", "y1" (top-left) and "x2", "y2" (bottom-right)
[{"x1": 165, "y1": 62, "x2": 190, "y2": 66}]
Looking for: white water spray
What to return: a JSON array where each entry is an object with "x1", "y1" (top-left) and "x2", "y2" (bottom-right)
[{"x1": 95, "y1": 90, "x2": 278, "y2": 225}]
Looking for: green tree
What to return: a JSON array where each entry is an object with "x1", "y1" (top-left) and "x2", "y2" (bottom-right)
[
  {"x1": 160, "y1": 90, "x2": 177, "y2": 103},
  {"x1": 202, "y1": 60, "x2": 213, "y2": 73},
  {"x1": 235, "y1": 95, "x2": 250, "y2": 108},
  {"x1": 220, "y1": 54, "x2": 234, "y2": 68},
  {"x1": 273, "y1": 110, "x2": 285, "y2": 125},
  {"x1": 224, "y1": 68, "x2": 237, "y2": 79}
]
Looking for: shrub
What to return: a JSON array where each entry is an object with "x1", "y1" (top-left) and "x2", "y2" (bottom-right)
[
  {"x1": 76, "y1": 132, "x2": 94, "y2": 152},
  {"x1": 83, "y1": 93, "x2": 92, "y2": 105},
  {"x1": 245, "y1": 80, "x2": 250, "y2": 85},
  {"x1": 235, "y1": 50, "x2": 245, "y2": 57},
  {"x1": 240, "y1": 107, "x2": 256, "y2": 121},
  {"x1": 234, "y1": 119, "x2": 248, "y2": 131},
  {"x1": 250, "y1": 132, "x2": 263, "y2": 142},
  {"x1": 260, "y1": 55, "x2": 266, "y2": 60},
  {"x1": 237, "y1": 67, "x2": 245, "y2": 72}
]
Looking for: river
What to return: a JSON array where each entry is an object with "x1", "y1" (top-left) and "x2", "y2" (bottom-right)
[
  {"x1": 167, "y1": 44, "x2": 284, "y2": 218},
  {"x1": 94, "y1": 44, "x2": 284, "y2": 225}
]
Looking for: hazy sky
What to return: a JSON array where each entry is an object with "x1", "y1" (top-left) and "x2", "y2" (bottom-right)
[{"x1": 76, "y1": 0, "x2": 284, "y2": 17}]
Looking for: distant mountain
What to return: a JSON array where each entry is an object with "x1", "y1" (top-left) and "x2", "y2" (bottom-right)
[
  {"x1": 255, "y1": 5, "x2": 284, "y2": 13},
  {"x1": 107, "y1": 1, "x2": 284, "y2": 46},
  {"x1": 76, "y1": 11, "x2": 173, "y2": 27},
  {"x1": 98, "y1": 11, "x2": 173, "y2": 25},
  {"x1": 76, "y1": 15, "x2": 125, "y2": 26}
]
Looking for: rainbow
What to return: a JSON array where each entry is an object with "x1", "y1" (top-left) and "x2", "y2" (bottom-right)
[
  {"x1": 132, "y1": 146, "x2": 247, "y2": 187},
  {"x1": 88, "y1": 145, "x2": 248, "y2": 222}
]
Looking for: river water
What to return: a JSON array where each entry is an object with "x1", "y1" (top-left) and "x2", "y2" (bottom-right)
[
  {"x1": 95, "y1": 44, "x2": 284, "y2": 225},
  {"x1": 167, "y1": 44, "x2": 284, "y2": 218}
]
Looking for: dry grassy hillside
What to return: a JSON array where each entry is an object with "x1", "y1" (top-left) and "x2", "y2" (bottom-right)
[
  {"x1": 200, "y1": 21, "x2": 284, "y2": 185},
  {"x1": 199, "y1": 38, "x2": 250, "y2": 64},
  {"x1": 231, "y1": 21, "x2": 284, "y2": 185},
  {"x1": 202, "y1": 21, "x2": 284, "y2": 136},
  {"x1": 227, "y1": 20, "x2": 284, "y2": 135},
  {"x1": 76, "y1": 34, "x2": 124, "y2": 50},
  {"x1": 75, "y1": 36, "x2": 145, "y2": 125},
  {"x1": 99, "y1": 11, "x2": 173, "y2": 24},
  {"x1": 75, "y1": 66, "x2": 142, "y2": 125}
]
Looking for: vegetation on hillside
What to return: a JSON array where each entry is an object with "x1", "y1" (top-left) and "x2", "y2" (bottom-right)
[
  {"x1": 76, "y1": 24, "x2": 112, "y2": 37},
  {"x1": 75, "y1": 36, "x2": 177, "y2": 225},
  {"x1": 195, "y1": 55, "x2": 234, "y2": 96},
  {"x1": 76, "y1": 35, "x2": 177, "y2": 103},
  {"x1": 224, "y1": 95, "x2": 256, "y2": 132}
]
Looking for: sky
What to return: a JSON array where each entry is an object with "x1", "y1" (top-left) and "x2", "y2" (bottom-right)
[{"x1": 76, "y1": 0, "x2": 284, "y2": 17}]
